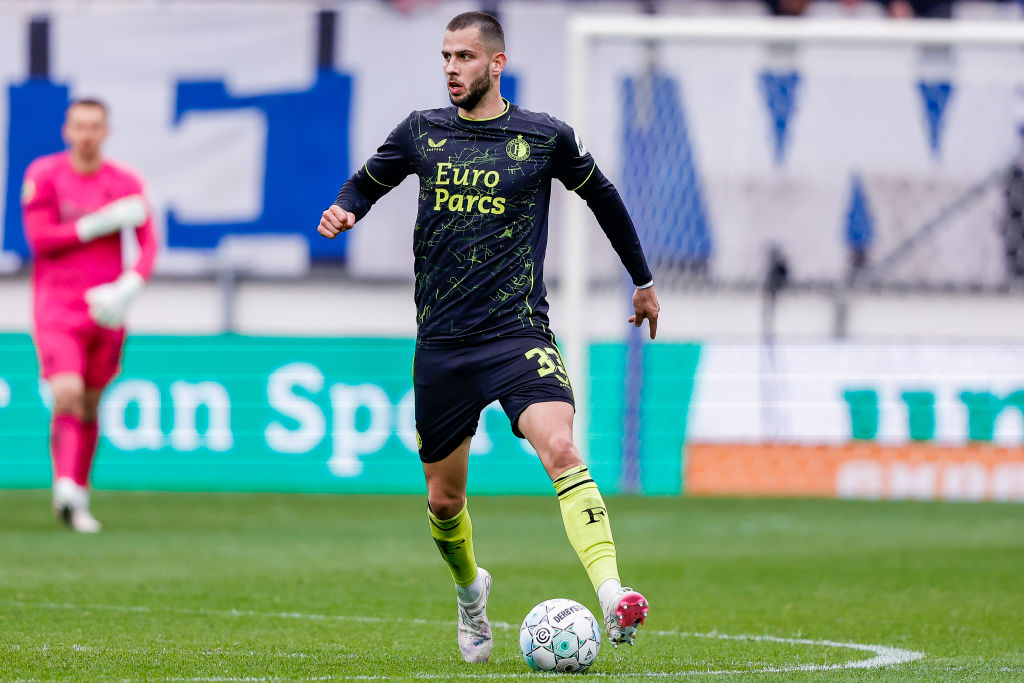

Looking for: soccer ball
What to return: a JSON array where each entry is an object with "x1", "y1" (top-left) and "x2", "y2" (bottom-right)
[{"x1": 519, "y1": 598, "x2": 601, "y2": 673}]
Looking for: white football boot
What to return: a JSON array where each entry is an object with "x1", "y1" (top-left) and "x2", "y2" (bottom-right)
[
  {"x1": 601, "y1": 586, "x2": 649, "y2": 647},
  {"x1": 69, "y1": 507, "x2": 102, "y2": 533},
  {"x1": 52, "y1": 478, "x2": 102, "y2": 533},
  {"x1": 456, "y1": 568, "x2": 492, "y2": 663}
]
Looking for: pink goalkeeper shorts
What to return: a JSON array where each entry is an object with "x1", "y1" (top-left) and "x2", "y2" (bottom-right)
[{"x1": 34, "y1": 317, "x2": 126, "y2": 389}]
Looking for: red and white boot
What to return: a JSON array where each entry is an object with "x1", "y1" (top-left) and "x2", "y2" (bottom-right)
[{"x1": 601, "y1": 586, "x2": 649, "y2": 647}]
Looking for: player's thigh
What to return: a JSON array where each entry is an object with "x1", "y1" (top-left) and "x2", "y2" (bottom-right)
[
  {"x1": 33, "y1": 324, "x2": 86, "y2": 382},
  {"x1": 47, "y1": 372, "x2": 87, "y2": 415},
  {"x1": 83, "y1": 324, "x2": 126, "y2": 390},
  {"x1": 413, "y1": 346, "x2": 488, "y2": 465},
  {"x1": 493, "y1": 338, "x2": 575, "y2": 438}
]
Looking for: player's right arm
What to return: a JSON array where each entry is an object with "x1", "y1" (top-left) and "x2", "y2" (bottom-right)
[
  {"x1": 22, "y1": 163, "x2": 80, "y2": 257},
  {"x1": 319, "y1": 114, "x2": 417, "y2": 239},
  {"x1": 22, "y1": 161, "x2": 147, "y2": 257}
]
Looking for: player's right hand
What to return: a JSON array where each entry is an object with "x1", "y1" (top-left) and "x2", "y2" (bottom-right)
[{"x1": 318, "y1": 205, "x2": 356, "y2": 239}]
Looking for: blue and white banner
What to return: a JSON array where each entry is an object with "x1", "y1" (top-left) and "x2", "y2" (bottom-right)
[{"x1": 1, "y1": 1, "x2": 1021, "y2": 285}]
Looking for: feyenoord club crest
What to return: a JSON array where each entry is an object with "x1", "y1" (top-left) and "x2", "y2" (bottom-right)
[{"x1": 506, "y1": 134, "x2": 530, "y2": 161}]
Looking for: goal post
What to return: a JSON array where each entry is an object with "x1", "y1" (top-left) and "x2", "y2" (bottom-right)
[{"x1": 562, "y1": 15, "x2": 1024, "y2": 464}]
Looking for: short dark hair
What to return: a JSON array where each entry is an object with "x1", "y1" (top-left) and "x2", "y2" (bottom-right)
[
  {"x1": 445, "y1": 11, "x2": 504, "y2": 54},
  {"x1": 68, "y1": 98, "x2": 108, "y2": 116}
]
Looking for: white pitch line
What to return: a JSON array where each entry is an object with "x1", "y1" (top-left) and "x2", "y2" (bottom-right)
[
  {"x1": 0, "y1": 644, "x2": 320, "y2": 659},
  {"x1": 647, "y1": 629, "x2": 925, "y2": 671},
  {"x1": 2, "y1": 600, "x2": 925, "y2": 679},
  {"x1": 2, "y1": 600, "x2": 451, "y2": 627}
]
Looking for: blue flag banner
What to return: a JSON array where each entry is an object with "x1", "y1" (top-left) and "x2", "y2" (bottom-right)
[
  {"x1": 917, "y1": 80, "x2": 954, "y2": 159},
  {"x1": 758, "y1": 70, "x2": 802, "y2": 166}
]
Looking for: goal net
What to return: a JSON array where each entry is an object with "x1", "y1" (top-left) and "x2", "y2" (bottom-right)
[{"x1": 561, "y1": 17, "x2": 1024, "y2": 477}]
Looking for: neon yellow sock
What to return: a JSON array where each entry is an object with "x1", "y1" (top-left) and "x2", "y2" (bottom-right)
[
  {"x1": 554, "y1": 465, "x2": 620, "y2": 592},
  {"x1": 427, "y1": 504, "x2": 478, "y2": 588}
]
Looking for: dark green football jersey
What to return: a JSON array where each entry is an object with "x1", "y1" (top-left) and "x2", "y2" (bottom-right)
[{"x1": 336, "y1": 99, "x2": 651, "y2": 347}]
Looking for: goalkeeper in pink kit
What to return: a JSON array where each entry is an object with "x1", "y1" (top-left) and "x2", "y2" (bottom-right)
[{"x1": 21, "y1": 99, "x2": 157, "y2": 532}]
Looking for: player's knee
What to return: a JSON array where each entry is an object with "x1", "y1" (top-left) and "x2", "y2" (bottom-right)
[
  {"x1": 81, "y1": 390, "x2": 104, "y2": 422},
  {"x1": 428, "y1": 492, "x2": 466, "y2": 521},
  {"x1": 81, "y1": 401, "x2": 100, "y2": 422},
  {"x1": 541, "y1": 434, "x2": 582, "y2": 472},
  {"x1": 52, "y1": 385, "x2": 85, "y2": 417}
]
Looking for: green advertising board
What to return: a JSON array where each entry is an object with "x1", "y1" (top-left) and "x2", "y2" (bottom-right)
[{"x1": 0, "y1": 334, "x2": 696, "y2": 495}]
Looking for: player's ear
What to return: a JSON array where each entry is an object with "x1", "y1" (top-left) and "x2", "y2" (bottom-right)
[{"x1": 491, "y1": 51, "x2": 506, "y2": 76}]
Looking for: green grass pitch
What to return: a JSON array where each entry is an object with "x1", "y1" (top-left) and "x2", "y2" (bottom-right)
[{"x1": 1, "y1": 492, "x2": 1022, "y2": 681}]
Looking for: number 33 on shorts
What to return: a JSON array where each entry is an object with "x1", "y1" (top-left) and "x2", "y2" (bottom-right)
[{"x1": 525, "y1": 347, "x2": 571, "y2": 388}]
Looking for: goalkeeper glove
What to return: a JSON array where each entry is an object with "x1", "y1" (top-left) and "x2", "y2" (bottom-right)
[
  {"x1": 75, "y1": 195, "x2": 147, "y2": 243},
  {"x1": 85, "y1": 271, "x2": 144, "y2": 329}
]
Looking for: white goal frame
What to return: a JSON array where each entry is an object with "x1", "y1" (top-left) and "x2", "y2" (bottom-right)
[{"x1": 562, "y1": 16, "x2": 1024, "y2": 459}]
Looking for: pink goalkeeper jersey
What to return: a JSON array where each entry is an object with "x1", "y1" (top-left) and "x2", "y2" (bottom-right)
[{"x1": 22, "y1": 152, "x2": 157, "y2": 326}]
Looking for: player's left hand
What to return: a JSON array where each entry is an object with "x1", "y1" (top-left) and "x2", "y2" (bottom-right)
[
  {"x1": 628, "y1": 286, "x2": 660, "y2": 340},
  {"x1": 85, "y1": 271, "x2": 144, "y2": 329}
]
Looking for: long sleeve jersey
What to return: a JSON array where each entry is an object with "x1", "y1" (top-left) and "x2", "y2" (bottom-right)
[
  {"x1": 336, "y1": 100, "x2": 652, "y2": 348},
  {"x1": 22, "y1": 152, "x2": 157, "y2": 327}
]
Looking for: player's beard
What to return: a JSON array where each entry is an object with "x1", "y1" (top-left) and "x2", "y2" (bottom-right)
[{"x1": 450, "y1": 70, "x2": 492, "y2": 111}]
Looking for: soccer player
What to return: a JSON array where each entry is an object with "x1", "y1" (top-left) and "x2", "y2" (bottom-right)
[
  {"x1": 21, "y1": 99, "x2": 157, "y2": 533},
  {"x1": 318, "y1": 12, "x2": 659, "y2": 663}
]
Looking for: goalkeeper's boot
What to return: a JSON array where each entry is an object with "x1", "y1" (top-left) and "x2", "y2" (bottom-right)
[
  {"x1": 456, "y1": 567, "x2": 492, "y2": 663},
  {"x1": 602, "y1": 587, "x2": 649, "y2": 647},
  {"x1": 52, "y1": 478, "x2": 101, "y2": 533},
  {"x1": 52, "y1": 477, "x2": 78, "y2": 529},
  {"x1": 70, "y1": 507, "x2": 102, "y2": 534}
]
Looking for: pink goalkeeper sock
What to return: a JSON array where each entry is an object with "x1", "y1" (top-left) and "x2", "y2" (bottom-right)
[
  {"x1": 51, "y1": 414, "x2": 82, "y2": 483},
  {"x1": 74, "y1": 419, "x2": 99, "y2": 488}
]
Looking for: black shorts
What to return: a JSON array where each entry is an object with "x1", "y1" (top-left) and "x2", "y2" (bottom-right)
[{"x1": 413, "y1": 331, "x2": 575, "y2": 463}]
